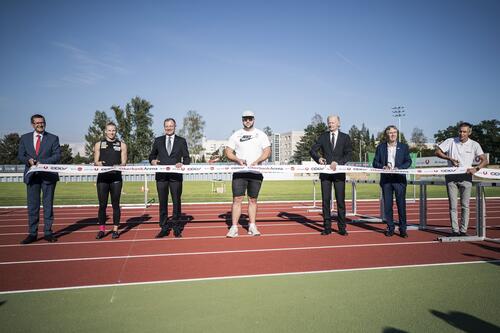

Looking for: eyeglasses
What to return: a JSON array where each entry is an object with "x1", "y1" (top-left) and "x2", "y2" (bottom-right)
[{"x1": 242, "y1": 117, "x2": 254, "y2": 121}]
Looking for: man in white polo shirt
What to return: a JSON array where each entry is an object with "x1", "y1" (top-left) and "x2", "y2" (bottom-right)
[
  {"x1": 435, "y1": 122, "x2": 488, "y2": 236},
  {"x1": 224, "y1": 110, "x2": 271, "y2": 237}
]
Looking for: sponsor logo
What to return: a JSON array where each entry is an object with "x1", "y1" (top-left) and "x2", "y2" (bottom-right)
[
  {"x1": 239, "y1": 135, "x2": 253, "y2": 142},
  {"x1": 43, "y1": 166, "x2": 48, "y2": 169},
  {"x1": 77, "y1": 167, "x2": 83, "y2": 171}
]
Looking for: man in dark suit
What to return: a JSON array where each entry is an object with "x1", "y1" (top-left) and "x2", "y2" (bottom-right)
[
  {"x1": 149, "y1": 118, "x2": 190, "y2": 238},
  {"x1": 18, "y1": 114, "x2": 61, "y2": 244},
  {"x1": 310, "y1": 115, "x2": 352, "y2": 235},
  {"x1": 373, "y1": 125, "x2": 412, "y2": 238}
]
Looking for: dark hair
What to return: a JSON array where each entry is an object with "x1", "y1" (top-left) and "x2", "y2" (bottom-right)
[
  {"x1": 459, "y1": 122, "x2": 473, "y2": 129},
  {"x1": 164, "y1": 118, "x2": 176, "y2": 126},
  {"x1": 384, "y1": 125, "x2": 398, "y2": 140},
  {"x1": 31, "y1": 114, "x2": 45, "y2": 124}
]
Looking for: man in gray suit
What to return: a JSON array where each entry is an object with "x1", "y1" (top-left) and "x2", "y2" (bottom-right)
[{"x1": 18, "y1": 114, "x2": 61, "y2": 244}]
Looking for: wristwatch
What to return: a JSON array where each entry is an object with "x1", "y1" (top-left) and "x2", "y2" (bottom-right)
[{"x1": 475, "y1": 167, "x2": 480, "y2": 171}]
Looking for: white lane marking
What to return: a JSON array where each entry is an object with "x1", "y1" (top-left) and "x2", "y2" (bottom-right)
[
  {"x1": 1, "y1": 259, "x2": 498, "y2": 295},
  {"x1": 0, "y1": 240, "x2": 441, "y2": 265}
]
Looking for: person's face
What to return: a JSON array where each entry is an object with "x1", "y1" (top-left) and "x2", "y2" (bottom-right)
[
  {"x1": 458, "y1": 126, "x2": 471, "y2": 142},
  {"x1": 242, "y1": 116, "x2": 254, "y2": 129},
  {"x1": 31, "y1": 117, "x2": 46, "y2": 134},
  {"x1": 164, "y1": 120, "x2": 176, "y2": 136},
  {"x1": 327, "y1": 117, "x2": 339, "y2": 132},
  {"x1": 105, "y1": 125, "x2": 117, "y2": 140},
  {"x1": 386, "y1": 128, "x2": 398, "y2": 143}
]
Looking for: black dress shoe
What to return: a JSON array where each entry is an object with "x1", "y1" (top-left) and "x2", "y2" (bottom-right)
[
  {"x1": 44, "y1": 234, "x2": 58, "y2": 243},
  {"x1": 459, "y1": 232, "x2": 467, "y2": 236},
  {"x1": 155, "y1": 228, "x2": 169, "y2": 238},
  {"x1": 451, "y1": 232, "x2": 460, "y2": 237},
  {"x1": 112, "y1": 231, "x2": 120, "y2": 239},
  {"x1": 399, "y1": 231, "x2": 408, "y2": 238},
  {"x1": 96, "y1": 231, "x2": 105, "y2": 239},
  {"x1": 321, "y1": 229, "x2": 332, "y2": 235},
  {"x1": 385, "y1": 229, "x2": 394, "y2": 237},
  {"x1": 338, "y1": 229, "x2": 348, "y2": 236},
  {"x1": 174, "y1": 229, "x2": 182, "y2": 238},
  {"x1": 21, "y1": 235, "x2": 37, "y2": 244}
]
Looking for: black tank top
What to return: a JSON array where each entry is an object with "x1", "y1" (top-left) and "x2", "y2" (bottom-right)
[{"x1": 97, "y1": 139, "x2": 122, "y2": 183}]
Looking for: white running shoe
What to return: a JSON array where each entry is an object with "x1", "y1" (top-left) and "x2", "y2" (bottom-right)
[
  {"x1": 226, "y1": 225, "x2": 239, "y2": 238},
  {"x1": 248, "y1": 223, "x2": 261, "y2": 236}
]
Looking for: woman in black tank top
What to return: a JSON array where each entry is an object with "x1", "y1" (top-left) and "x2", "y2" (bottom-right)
[{"x1": 93, "y1": 122, "x2": 127, "y2": 240}]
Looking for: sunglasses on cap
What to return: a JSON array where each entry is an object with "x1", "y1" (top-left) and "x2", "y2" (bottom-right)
[{"x1": 242, "y1": 116, "x2": 254, "y2": 121}]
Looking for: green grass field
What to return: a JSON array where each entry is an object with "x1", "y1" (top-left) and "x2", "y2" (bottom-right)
[
  {"x1": 1, "y1": 180, "x2": 499, "y2": 206},
  {"x1": 1, "y1": 262, "x2": 499, "y2": 332}
]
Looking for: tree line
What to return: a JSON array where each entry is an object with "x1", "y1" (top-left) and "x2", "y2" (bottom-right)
[
  {"x1": 0, "y1": 96, "x2": 207, "y2": 164},
  {"x1": 291, "y1": 115, "x2": 499, "y2": 164},
  {"x1": 0, "y1": 104, "x2": 498, "y2": 164}
]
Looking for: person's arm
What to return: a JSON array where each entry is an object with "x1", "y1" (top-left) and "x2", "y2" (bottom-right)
[
  {"x1": 310, "y1": 136, "x2": 325, "y2": 164},
  {"x1": 225, "y1": 147, "x2": 246, "y2": 166},
  {"x1": 177, "y1": 138, "x2": 191, "y2": 167},
  {"x1": 149, "y1": 139, "x2": 160, "y2": 165},
  {"x1": 120, "y1": 142, "x2": 127, "y2": 166},
  {"x1": 339, "y1": 135, "x2": 353, "y2": 165},
  {"x1": 400, "y1": 144, "x2": 412, "y2": 169},
  {"x1": 40, "y1": 135, "x2": 61, "y2": 164},
  {"x1": 467, "y1": 154, "x2": 488, "y2": 174},
  {"x1": 372, "y1": 145, "x2": 384, "y2": 169},
  {"x1": 17, "y1": 136, "x2": 33, "y2": 166},
  {"x1": 250, "y1": 147, "x2": 271, "y2": 166},
  {"x1": 435, "y1": 147, "x2": 459, "y2": 167}
]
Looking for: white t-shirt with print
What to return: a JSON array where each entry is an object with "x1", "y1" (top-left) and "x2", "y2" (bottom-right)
[
  {"x1": 438, "y1": 137, "x2": 484, "y2": 168},
  {"x1": 227, "y1": 128, "x2": 271, "y2": 172}
]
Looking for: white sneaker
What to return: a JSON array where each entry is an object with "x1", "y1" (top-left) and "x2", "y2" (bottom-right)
[
  {"x1": 226, "y1": 225, "x2": 239, "y2": 238},
  {"x1": 248, "y1": 223, "x2": 261, "y2": 236}
]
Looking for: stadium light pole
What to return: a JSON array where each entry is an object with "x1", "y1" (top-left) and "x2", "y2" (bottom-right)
[{"x1": 392, "y1": 106, "x2": 406, "y2": 141}]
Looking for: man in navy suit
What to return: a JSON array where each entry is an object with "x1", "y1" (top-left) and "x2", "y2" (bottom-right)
[
  {"x1": 310, "y1": 115, "x2": 352, "y2": 236},
  {"x1": 149, "y1": 118, "x2": 191, "y2": 238},
  {"x1": 373, "y1": 125, "x2": 412, "y2": 238},
  {"x1": 18, "y1": 114, "x2": 61, "y2": 244}
]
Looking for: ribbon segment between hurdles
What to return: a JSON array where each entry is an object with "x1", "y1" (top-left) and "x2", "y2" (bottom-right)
[{"x1": 26, "y1": 164, "x2": 500, "y2": 179}]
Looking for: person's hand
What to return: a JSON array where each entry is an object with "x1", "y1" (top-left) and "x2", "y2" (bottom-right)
[
  {"x1": 319, "y1": 158, "x2": 326, "y2": 165},
  {"x1": 28, "y1": 158, "x2": 37, "y2": 166},
  {"x1": 237, "y1": 159, "x2": 247, "y2": 166},
  {"x1": 467, "y1": 167, "x2": 478, "y2": 175},
  {"x1": 330, "y1": 161, "x2": 337, "y2": 171},
  {"x1": 175, "y1": 163, "x2": 183, "y2": 168},
  {"x1": 151, "y1": 159, "x2": 159, "y2": 166},
  {"x1": 95, "y1": 161, "x2": 103, "y2": 166},
  {"x1": 383, "y1": 166, "x2": 390, "y2": 170},
  {"x1": 450, "y1": 158, "x2": 459, "y2": 167}
]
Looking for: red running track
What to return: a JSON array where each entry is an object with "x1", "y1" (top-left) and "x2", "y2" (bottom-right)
[{"x1": 0, "y1": 199, "x2": 499, "y2": 292}]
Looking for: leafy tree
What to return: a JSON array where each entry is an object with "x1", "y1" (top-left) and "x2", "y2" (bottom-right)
[
  {"x1": 292, "y1": 115, "x2": 328, "y2": 163},
  {"x1": 410, "y1": 127, "x2": 428, "y2": 150},
  {"x1": 178, "y1": 110, "x2": 205, "y2": 157},
  {"x1": 60, "y1": 144, "x2": 74, "y2": 164},
  {"x1": 84, "y1": 111, "x2": 109, "y2": 161},
  {"x1": 112, "y1": 96, "x2": 154, "y2": 163},
  {"x1": 73, "y1": 152, "x2": 88, "y2": 164},
  {"x1": 263, "y1": 126, "x2": 273, "y2": 136},
  {"x1": 0, "y1": 133, "x2": 20, "y2": 164},
  {"x1": 349, "y1": 123, "x2": 375, "y2": 162}
]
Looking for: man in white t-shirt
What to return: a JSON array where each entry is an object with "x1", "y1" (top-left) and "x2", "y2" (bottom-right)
[
  {"x1": 436, "y1": 122, "x2": 488, "y2": 236},
  {"x1": 224, "y1": 110, "x2": 271, "y2": 237}
]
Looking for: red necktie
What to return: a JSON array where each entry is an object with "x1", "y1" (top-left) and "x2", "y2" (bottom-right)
[{"x1": 35, "y1": 135, "x2": 41, "y2": 155}]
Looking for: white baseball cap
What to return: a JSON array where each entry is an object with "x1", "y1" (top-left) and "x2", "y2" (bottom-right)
[{"x1": 242, "y1": 110, "x2": 255, "y2": 117}]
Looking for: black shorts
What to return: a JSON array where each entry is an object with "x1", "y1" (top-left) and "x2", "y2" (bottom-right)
[{"x1": 232, "y1": 172, "x2": 263, "y2": 198}]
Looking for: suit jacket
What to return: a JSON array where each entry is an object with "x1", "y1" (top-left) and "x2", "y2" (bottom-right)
[
  {"x1": 149, "y1": 135, "x2": 191, "y2": 181},
  {"x1": 372, "y1": 141, "x2": 412, "y2": 184},
  {"x1": 310, "y1": 131, "x2": 353, "y2": 166},
  {"x1": 18, "y1": 131, "x2": 61, "y2": 184}
]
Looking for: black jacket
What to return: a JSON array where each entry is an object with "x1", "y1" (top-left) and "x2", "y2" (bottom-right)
[{"x1": 149, "y1": 135, "x2": 191, "y2": 181}]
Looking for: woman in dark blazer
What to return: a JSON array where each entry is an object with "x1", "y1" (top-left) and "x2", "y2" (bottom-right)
[{"x1": 373, "y1": 125, "x2": 412, "y2": 238}]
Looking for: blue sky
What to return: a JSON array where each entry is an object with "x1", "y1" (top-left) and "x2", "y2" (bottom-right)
[{"x1": 1, "y1": 0, "x2": 499, "y2": 151}]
